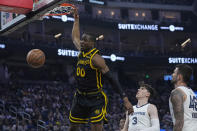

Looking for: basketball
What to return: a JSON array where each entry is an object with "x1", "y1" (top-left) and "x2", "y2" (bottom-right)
[{"x1": 26, "y1": 49, "x2": 45, "y2": 68}]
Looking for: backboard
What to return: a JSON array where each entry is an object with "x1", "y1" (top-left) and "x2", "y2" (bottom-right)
[{"x1": 0, "y1": 0, "x2": 69, "y2": 36}]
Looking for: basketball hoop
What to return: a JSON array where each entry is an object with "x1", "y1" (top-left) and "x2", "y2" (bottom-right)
[{"x1": 43, "y1": 3, "x2": 76, "y2": 16}]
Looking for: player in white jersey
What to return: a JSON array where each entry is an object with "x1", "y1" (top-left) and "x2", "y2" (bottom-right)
[
  {"x1": 122, "y1": 82, "x2": 160, "y2": 131},
  {"x1": 169, "y1": 64, "x2": 197, "y2": 131}
]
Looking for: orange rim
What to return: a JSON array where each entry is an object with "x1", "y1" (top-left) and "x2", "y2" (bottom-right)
[{"x1": 60, "y1": 3, "x2": 76, "y2": 8}]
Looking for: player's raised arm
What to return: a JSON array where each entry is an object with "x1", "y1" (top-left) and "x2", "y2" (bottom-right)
[
  {"x1": 92, "y1": 54, "x2": 134, "y2": 114},
  {"x1": 72, "y1": 8, "x2": 81, "y2": 51},
  {"x1": 170, "y1": 89, "x2": 184, "y2": 131},
  {"x1": 122, "y1": 111, "x2": 129, "y2": 131},
  {"x1": 140, "y1": 104, "x2": 160, "y2": 131}
]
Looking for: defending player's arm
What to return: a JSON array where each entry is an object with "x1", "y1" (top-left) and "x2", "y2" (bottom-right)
[
  {"x1": 170, "y1": 89, "x2": 184, "y2": 131},
  {"x1": 122, "y1": 111, "x2": 129, "y2": 131},
  {"x1": 92, "y1": 54, "x2": 133, "y2": 114},
  {"x1": 141, "y1": 104, "x2": 160, "y2": 131},
  {"x1": 72, "y1": 8, "x2": 81, "y2": 50}
]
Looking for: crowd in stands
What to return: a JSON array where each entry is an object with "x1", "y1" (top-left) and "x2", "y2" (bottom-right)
[
  {"x1": 0, "y1": 0, "x2": 196, "y2": 130},
  {"x1": 0, "y1": 61, "x2": 189, "y2": 131}
]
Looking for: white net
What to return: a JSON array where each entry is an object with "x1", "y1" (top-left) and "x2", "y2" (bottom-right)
[{"x1": 44, "y1": 5, "x2": 74, "y2": 16}]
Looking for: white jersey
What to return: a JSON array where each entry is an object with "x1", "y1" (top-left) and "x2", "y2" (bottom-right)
[
  {"x1": 128, "y1": 103, "x2": 151, "y2": 131},
  {"x1": 169, "y1": 86, "x2": 197, "y2": 131}
]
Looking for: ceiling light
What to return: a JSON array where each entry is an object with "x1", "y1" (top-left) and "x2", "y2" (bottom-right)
[
  {"x1": 98, "y1": 10, "x2": 102, "y2": 15},
  {"x1": 111, "y1": 11, "x2": 115, "y2": 16},
  {"x1": 135, "y1": 12, "x2": 139, "y2": 17},
  {"x1": 54, "y1": 33, "x2": 62, "y2": 38}
]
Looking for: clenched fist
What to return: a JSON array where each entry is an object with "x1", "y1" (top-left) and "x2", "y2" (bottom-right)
[{"x1": 123, "y1": 97, "x2": 134, "y2": 115}]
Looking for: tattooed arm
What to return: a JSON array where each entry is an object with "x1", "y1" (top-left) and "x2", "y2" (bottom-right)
[{"x1": 170, "y1": 89, "x2": 184, "y2": 131}]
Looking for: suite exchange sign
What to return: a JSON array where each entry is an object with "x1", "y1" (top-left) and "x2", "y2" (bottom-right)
[
  {"x1": 168, "y1": 57, "x2": 197, "y2": 64},
  {"x1": 57, "y1": 49, "x2": 125, "y2": 62},
  {"x1": 118, "y1": 23, "x2": 184, "y2": 32},
  {"x1": 118, "y1": 24, "x2": 158, "y2": 31}
]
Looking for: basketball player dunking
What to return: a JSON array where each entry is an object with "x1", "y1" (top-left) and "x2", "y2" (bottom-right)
[
  {"x1": 169, "y1": 64, "x2": 197, "y2": 131},
  {"x1": 69, "y1": 8, "x2": 133, "y2": 131},
  {"x1": 122, "y1": 82, "x2": 160, "y2": 131}
]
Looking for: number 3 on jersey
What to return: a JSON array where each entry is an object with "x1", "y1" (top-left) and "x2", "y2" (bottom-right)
[
  {"x1": 77, "y1": 67, "x2": 86, "y2": 77},
  {"x1": 132, "y1": 117, "x2": 137, "y2": 125}
]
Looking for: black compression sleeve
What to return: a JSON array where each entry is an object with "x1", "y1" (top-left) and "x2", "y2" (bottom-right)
[{"x1": 103, "y1": 71, "x2": 126, "y2": 98}]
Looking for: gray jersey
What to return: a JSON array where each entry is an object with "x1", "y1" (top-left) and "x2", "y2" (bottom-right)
[
  {"x1": 169, "y1": 86, "x2": 197, "y2": 131},
  {"x1": 128, "y1": 103, "x2": 151, "y2": 131}
]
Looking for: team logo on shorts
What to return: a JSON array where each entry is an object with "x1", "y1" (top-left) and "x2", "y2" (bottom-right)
[{"x1": 95, "y1": 109, "x2": 100, "y2": 115}]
